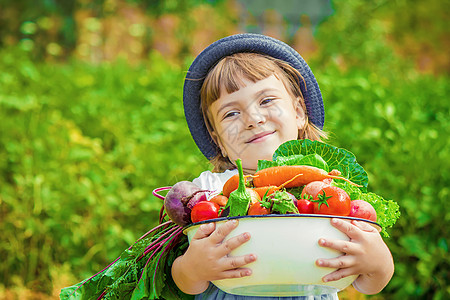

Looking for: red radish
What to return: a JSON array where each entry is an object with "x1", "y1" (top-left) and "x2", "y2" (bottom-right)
[{"x1": 350, "y1": 200, "x2": 377, "y2": 222}]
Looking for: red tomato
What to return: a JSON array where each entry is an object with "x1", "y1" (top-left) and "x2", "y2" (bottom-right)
[
  {"x1": 312, "y1": 186, "x2": 351, "y2": 216},
  {"x1": 248, "y1": 201, "x2": 270, "y2": 216},
  {"x1": 191, "y1": 201, "x2": 220, "y2": 223},
  {"x1": 297, "y1": 198, "x2": 314, "y2": 214}
]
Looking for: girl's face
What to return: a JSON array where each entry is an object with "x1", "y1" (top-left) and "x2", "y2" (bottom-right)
[{"x1": 209, "y1": 74, "x2": 306, "y2": 173}]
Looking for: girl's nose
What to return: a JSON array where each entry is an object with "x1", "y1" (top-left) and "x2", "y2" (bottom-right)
[{"x1": 244, "y1": 109, "x2": 266, "y2": 128}]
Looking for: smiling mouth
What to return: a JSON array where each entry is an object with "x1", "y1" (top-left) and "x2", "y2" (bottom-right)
[{"x1": 246, "y1": 131, "x2": 275, "y2": 143}]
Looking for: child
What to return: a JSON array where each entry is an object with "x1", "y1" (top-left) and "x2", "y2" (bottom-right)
[{"x1": 172, "y1": 34, "x2": 394, "y2": 299}]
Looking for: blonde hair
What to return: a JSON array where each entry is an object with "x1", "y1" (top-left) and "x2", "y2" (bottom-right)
[{"x1": 200, "y1": 52, "x2": 327, "y2": 172}]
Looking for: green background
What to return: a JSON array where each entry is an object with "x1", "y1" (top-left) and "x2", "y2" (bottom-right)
[{"x1": 0, "y1": 0, "x2": 448, "y2": 299}]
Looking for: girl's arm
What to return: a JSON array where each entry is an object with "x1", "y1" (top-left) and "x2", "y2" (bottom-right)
[
  {"x1": 172, "y1": 220, "x2": 257, "y2": 295},
  {"x1": 315, "y1": 218, "x2": 394, "y2": 294}
]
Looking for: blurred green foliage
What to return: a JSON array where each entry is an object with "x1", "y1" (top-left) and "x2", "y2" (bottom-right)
[
  {"x1": 0, "y1": 0, "x2": 228, "y2": 62},
  {"x1": 318, "y1": 66, "x2": 449, "y2": 300},
  {"x1": 0, "y1": 48, "x2": 210, "y2": 294},
  {"x1": 311, "y1": 1, "x2": 449, "y2": 299},
  {"x1": 0, "y1": 0, "x2": 448, "y2": 299}
]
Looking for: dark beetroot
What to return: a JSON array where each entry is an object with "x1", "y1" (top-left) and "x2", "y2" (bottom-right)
[{"x1": 164, "y1": 181, "x2": 204, "y2": 226}]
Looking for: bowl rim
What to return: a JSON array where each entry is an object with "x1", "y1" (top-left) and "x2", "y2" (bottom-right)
[{"x1": 183, "y1": 214, "x2": 381, "y2": 233}]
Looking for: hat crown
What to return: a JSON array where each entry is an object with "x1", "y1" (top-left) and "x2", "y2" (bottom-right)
[{"x1": 183, "y1": 33, "x2": 324, "y2": 159}]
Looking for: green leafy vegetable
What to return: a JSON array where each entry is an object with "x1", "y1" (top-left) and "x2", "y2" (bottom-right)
[
  {"x1": 262, "y1": 190, "x2": 299, "y2": 214},
  {"x1": 224, "y1": 159, "x2": 252, "y2": 217},
  {"x1": 59, "y1": 221, "x2": 194, "y2": 300}
]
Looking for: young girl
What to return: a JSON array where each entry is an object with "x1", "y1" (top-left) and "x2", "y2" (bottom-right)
[{"x1": 173, "y1": 34, "x2": 394, "y2": 299}]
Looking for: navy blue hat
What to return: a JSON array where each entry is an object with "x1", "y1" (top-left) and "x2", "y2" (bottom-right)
[{"x1": 183, "y1": 33, "x2": 324, "y2": 160}]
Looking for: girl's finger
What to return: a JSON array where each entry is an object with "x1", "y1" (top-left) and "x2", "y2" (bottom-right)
[
  {"x1": 209, "y1": 220, "x2": 239, "y2": 244},
  {"x1": 224, "y1": 253, "x2": 257, "y2": 270},
  {"x1": 330, "y1": 218, "x2": 362, "y2": 239},
  {"x1": 217, "y1": 231, "x2": 251, "y2": 257},
  {"x1": 191, "y1": 222, "x2": 216, "y2": 241},
  {"x1": 218, "y1": 267, "x2": 253, "y2": 280},
  {"x1": 320, "y1": 265, "x2": 358, "y2": 283},
  {"x1": 316, "y1": 254, "x2": 356, "y2": 270},
  {"x1": 318, "y1": 237, "x2": 359, "y2": 255},
  {"x1": 351, "y1": 220, "x2": 378, "y2": 233}
]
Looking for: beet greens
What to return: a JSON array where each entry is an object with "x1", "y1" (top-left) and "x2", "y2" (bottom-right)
[{"x1": 59, "y1": 188, "x2": 194, "y2": 300}]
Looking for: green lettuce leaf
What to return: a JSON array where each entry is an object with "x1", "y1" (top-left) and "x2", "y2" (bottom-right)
[{"x1": 268, "y1": 191, "x2": 299, "y2": 214}]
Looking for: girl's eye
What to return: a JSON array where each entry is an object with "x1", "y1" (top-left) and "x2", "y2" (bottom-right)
[
  {"x1": 223, "y1": 111, "x2": 239, "y2": 119},
  {"x1": 261, "y1": 97, "x2": 276, "y2": 105}
]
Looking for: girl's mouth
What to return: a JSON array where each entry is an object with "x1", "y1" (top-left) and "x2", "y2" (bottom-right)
[{"x1": 246, "y1": 131, "x2": 275, "y2": 143}]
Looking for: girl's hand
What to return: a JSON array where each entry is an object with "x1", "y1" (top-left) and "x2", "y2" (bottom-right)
[
  {"x1": 316, "y1": 218, "x2": 394, "y2": 295},
  {"x1": 172, "y1": 220, "x2": 256, "y2": 295}
]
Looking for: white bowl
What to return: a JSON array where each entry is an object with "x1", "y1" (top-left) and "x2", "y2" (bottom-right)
[{"x1": 184, "y1": 214, "x2": 381, "y2": 297}]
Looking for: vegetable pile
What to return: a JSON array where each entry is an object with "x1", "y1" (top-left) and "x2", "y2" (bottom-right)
[
  {"x1": 187, "y1": 140, "x2": 400, "y2": 236},
  {"x1": 60, "y1": 139, "x2": 400, "y2": 300}
]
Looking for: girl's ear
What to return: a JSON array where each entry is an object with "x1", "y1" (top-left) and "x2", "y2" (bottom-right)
[
  {"x1": 294, "y1": 97, "x2": 307, "y2": 130},
  {"x1": 211, "y1": 131, "x2": 228, "y2": 157}
]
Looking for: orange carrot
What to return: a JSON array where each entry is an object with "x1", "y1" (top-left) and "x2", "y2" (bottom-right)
[
  {"x1": 253, "y1": 165, "x2": 360, "y2": 188},
  {"x1": 222, "y1": 174, "x2": 253, "y2": 198},
  {"x1": 251, "y1": 173, "x2": 304, "y2": 198},
  {"x1": 252, "y1": 186, "x2": 278, "y2": 198},
  {"x1": 222, "y1": 174, "x2": 239, "y2": 198}
]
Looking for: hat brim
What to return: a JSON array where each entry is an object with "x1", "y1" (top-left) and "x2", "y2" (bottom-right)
[{"x1": 183, "y1": 33, "x2": 324, "y2": 160}]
